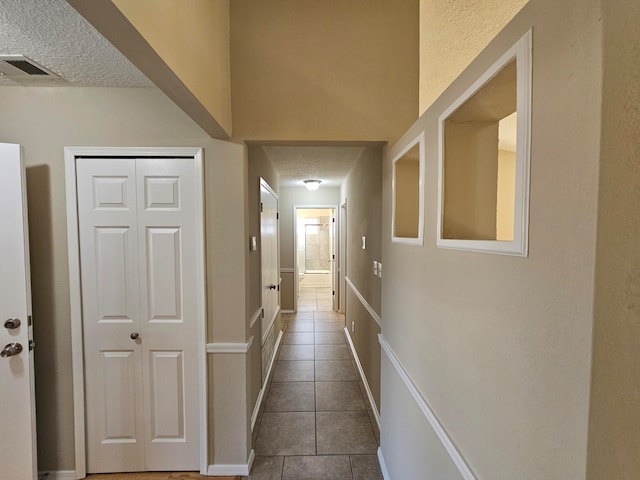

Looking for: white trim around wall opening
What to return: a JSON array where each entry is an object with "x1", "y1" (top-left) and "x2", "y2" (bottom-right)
[
  {"x1": 64, "y1": 147, "x2": 208, "y2": 477},
  {"x1": 436, "y1": 29, "x2": 532, "y2": 257}
]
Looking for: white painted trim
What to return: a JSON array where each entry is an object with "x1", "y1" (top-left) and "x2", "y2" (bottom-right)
[
  {"x1": 391, "y1": 131, "x2": 425, "y2": 246},
  {"x1": 64, "y1": 147, "x2": 208, "y2": 476},
  {"x1": 344, "y1": 328, "x2": 381, "y2": 431},
  {"x1": 64, "y1": 151, "x2": 86, "y2": 479},
  {"x1": 261, "y1": 305, "x2": 280, "y2": 346},
  {"x1": 280, "y1": 267, "x2": 295, "y2": 273},
  {"x1": 249, "y1": 307, "x2": 262, "y2": 329},
  {"x1": 377, "y1": 448, "x2": 391, "y2": 480},
  {"x1": 39, "y1": 471, "x2": 77, "y2": 480},
  {"x1": 436, "y1": 30, "x2": 532, "y2": 257},
  {"x1": 260, "y1": 177, "x2": 279, "y2": 200},
  {"x1": 379, "y1": 334, "x2": 477, "y2": 480},
  {"x1": 207, "y1": 449, "x2": 255, "y2": 476},
  {"x1": 207, "y1": 336, "x2": 254, "y2": 354},
  {"x1": 251, "y1": 329, "x2": 283, "y2": 431},
  {"x1": 345, "y1": 276, "x2": 382, "y2": 328},
  {"x1": 193, "y1": 149, "x2": 208, "y2": 475},
  {"x1": 281, "y1": 309, "x2": 294, "y2": 314}
]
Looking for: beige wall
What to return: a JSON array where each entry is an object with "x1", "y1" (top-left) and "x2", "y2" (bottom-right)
[
  {"x1": 496, "y1": 149, "x2": 516, "y2": 240},
  {"x1": 340, "y1": 147, "x2": 383, "y2": 409},
  {"x1": 393, "y1": 155, "x2": 420, "y2": 239},
  {"x1": 419, "y1": 0, "x2": 529, "y2": 114},
  {"x1": 111, "y1": 0, "x2": 232, "y2": 135},
  {"x1": 382, "y1": 0, "x2": 601, "y2": 477},
  {"x1": 68, "y1": 0, "x2": 232, "y2": 139},
  {"x1": 587, "y1": 0, "x2": 640, "y2": 478},
  {"x1": 0, "y1": 86, "x2": 248, "y2": 471},
  {"x1": 230, "y1": 0, "x2": 419, "y2": 144},
  {"x1": 278, "y1": 186, "x2": 340, "y2": 310},
  {"x1": 246, "y1": 146, "x2": 281, "y2": 421}
]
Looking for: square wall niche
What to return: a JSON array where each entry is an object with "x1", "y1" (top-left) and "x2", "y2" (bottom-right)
[
  {"x1": 437, "y1": 30, "x2": 532, "y2": 256},
  {"x1": 392, "y1": 132, "x2": 425, "y2": 245}
]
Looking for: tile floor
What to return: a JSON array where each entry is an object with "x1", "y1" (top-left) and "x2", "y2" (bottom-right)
[{"x1": 245, "y1": 288, "x2": 383, "y2": 480}]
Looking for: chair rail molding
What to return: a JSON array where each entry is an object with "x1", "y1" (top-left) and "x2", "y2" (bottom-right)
[{"x1": 379, "y1": 334, "x2": 477, "y2": 480}]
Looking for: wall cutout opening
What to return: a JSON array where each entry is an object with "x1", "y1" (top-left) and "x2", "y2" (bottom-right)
[
  {"x1": 437, "y1": 30, "x2": 531, "y2": 256},
  {"x1": 392, "y1": 132, "x2": 424, "y2": 245}
]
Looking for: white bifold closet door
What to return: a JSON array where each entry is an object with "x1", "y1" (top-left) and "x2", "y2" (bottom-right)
[{"x1": 76, "y1": 157, "x2": 199, "y2": 473}]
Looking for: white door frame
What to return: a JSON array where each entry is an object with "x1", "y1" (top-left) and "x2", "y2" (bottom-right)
[
  {"x1": 64, "y1": 147, "x2": 207, "y2": 478},
  {"x1": 339, "y1": 200, "x2": 347, "y2": 314},
  {"x1": 293, "y1": 205, "x2": 338, "y2": 312}
]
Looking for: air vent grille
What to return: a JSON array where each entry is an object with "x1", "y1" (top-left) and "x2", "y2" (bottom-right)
[
  {"x1": 0, "y1": 56, "x2": 59, "y2": 79},
  {"x1": 4, "y1": 59, "x2": 49, "y2": 75}
]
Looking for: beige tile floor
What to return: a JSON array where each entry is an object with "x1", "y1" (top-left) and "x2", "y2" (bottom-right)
[{"x1": 245, "y1": 288, "x2": 382, "y2": 480}]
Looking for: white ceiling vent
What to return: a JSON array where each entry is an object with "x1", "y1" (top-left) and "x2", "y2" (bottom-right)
[{"x1": 0, "y1": 55, "x2": 59, "y2": 79}]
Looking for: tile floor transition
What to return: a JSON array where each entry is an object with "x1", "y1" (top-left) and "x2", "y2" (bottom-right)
[{"x1": 245, "y1": 287, "x2": 382, "y2": 480}]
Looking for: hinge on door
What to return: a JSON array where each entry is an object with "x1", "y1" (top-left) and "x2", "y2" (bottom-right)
[
  {"x1": 277, "y1": 285, "x2": 280, "y2": 291},
  {"x1": 277, "y1": 212, "x2": 279, "y2": 220},
  {"x1": 261, "y1": 308, "x2": 264, "y2": 318},
  {"x1": 332, "y1": 254, "x2": 335, "y2": 260},
  {"x1": 332, "y1": 217, "x2": 335, "y2": 223},
  {"x1": 332, "y1": 290, "x2": 335, "y2": 295},
  {"x1": 260, "y1": 202, "x2": 263, "y2": 213}
]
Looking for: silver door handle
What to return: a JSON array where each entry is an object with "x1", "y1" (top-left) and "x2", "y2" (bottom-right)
[
  {"x1": 268, "y1": 284, "x2": 277, "y2": 290},
  {"x1": 1, "y1": 342, "x2": 23, "y2": 358},
  {"x1": 130, "y1": 332, "x2": 139, "y2": 340},
  {"x1": 4, "y1": 318, "x2": 21, "y2": 329}
]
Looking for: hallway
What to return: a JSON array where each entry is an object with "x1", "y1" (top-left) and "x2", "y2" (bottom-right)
[{"x1": 245, "y1": 288, "x2": 383, "y2": 479}]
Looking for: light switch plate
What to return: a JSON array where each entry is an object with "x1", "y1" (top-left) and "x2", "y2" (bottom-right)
[
  {"x1": 250, "y1": 236, "x2": 257, "y2": 251},
  {"x1": 373, "y1": 260, "x2": 378, "y2": 275},
  {"x1": 377, "y1": 262, "x2": 382, "y2": 278},
  {"x1": 362, "y1": 236, "x2": 366, "y2": 250}
]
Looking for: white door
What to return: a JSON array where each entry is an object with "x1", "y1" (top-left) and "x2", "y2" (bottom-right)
[
  {"x1": 260, "y1": 180, "x2": 279, "y2": 342},
  {"x1": 76, "y1": 157, "x2": 200, "y2": 473},
  {"x1": 0, "y1": 143, "x2": 37, "y2": 480}
]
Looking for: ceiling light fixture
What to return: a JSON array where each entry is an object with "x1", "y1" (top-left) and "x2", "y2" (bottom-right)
[{"x1": 304, "y1": 179, "x2": 321, "y2": 191}]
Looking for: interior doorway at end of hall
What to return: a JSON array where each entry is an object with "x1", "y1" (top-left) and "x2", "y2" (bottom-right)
[{"x1": 295, "y1": 207, "x2": 337, "y2": 312}]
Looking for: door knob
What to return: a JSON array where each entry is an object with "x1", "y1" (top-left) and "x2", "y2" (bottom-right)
[
  {"x1": 268, "y1": 284, "x2": 276, "y2": 290},
  {"x1": 1, "y1": 342, "x2": 23, "y2": 358},
  {"x1": 130, "y1": 332, "x2": 139, "y2": 340},
  {"x1": 4, "y1": 318, "x2": 21, "y2": 329}
]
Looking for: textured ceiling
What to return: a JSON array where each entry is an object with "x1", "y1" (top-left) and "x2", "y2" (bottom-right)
[
  {"x1": 263, "y1": 146, "x2": 365, "y2": 188},
  {"x1": 0, "y1": 0, "x2": 152, "y2": 87}
]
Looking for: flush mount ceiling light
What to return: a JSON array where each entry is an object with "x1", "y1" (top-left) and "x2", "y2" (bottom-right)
[{"x1": 304, "y1": 179, "x2": 322, "y2": 191}]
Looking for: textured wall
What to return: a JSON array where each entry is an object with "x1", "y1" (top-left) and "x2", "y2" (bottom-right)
[
  {"x1": 340, "y1": 146, "x2": 383, "y2": 411},
  {"x1": 587, "y1": 0, "x2": 640, "y2": 477},
  {"x1": 230, "y1": 0, "x2": 418, "y2": 144},
  {"x1": 246, "y1": 146, "x2": 281, "y2": 424},
  {"x1": 112, "y1": 0, "x2": 232, "y2": 135},
  {"x1": 419, "y1": 0, "x2": 529, "y2": 114},
  {"x1": 0, "y1": 86, "x2": 247, "y2": 471},
  {"x1": 382, "y1": 0, "x2": 601, "y2": 477}
]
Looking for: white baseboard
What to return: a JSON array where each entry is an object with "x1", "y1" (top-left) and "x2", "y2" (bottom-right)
[
  {"x1": 38, "y1": 471, "x2": 76, "y2": 480},
  {"x1": 281, "y1": 309, "x2": 294, "y2": 313},
  {"x1": 377, "y1": 447, "x2": 390, "y2": 480},
  {"x1": 344, "y1": 327, "x2": 381, "y2": 431},
  {"x1": 251, "y1": 329, "x2": 283, "y2": 431},
  {"x1": 207, "y1": 449, "x2": 255, "y2": 476}
]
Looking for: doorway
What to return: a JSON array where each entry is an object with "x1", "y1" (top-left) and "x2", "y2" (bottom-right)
[
  {"x1": 294, "y1": 207, "x2": 337, "y2": 312},
  {"x1": 65, "y1": 147, "x2": 207, "y2": 476}
]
